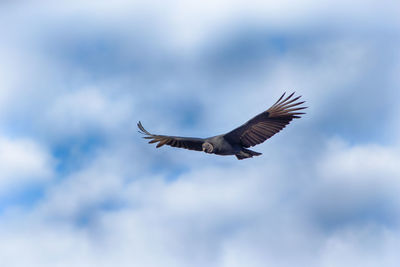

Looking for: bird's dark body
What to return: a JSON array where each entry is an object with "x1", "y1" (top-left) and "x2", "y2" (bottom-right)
[
  {"x1": 205, "y1": 135, "x2": 241, "y2": 155},
  {"x1": 138, "y1": 92, "x2": 306, "y2": 160}
]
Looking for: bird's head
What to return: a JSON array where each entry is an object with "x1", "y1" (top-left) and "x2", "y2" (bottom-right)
[{"x1": 202, "y1": 142, "x2": 214, "y2": 153}]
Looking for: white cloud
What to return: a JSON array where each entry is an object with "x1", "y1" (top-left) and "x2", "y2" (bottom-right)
[
  {"x1": 319, "y1": 226, "x2": 400, "y2": 267},
  {"x1": 319, "y1": 139, "x2": 400, "y2": 184},
  {"x1": 314, "y1": 139, "x2": 400, "y2": 207},
  {"x1": 0, "y1": 135, "x2": 53, "y2": 194},
  {"x1": 43, "y1": 87, "x2": 134, "y2": 139}
]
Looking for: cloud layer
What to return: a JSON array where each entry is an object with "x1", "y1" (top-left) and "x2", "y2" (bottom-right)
[{"x1": 0, "y1": 0, "x2": 399, "y2": 266}]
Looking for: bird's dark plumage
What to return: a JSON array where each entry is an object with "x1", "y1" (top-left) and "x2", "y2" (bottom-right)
[
  {"x1": 138, "y1": 92, "x2": 307, "y2": 160},
  {"x1": 223, "y1": 92, "x2": 305, "y2": 148},
  {"x1": 137, "y1": 122, "x2": 205, "y2": 151}
]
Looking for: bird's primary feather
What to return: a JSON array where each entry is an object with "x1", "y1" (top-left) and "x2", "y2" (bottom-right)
[{"x1": 223, "y1": 92, "x2": 306, "y2": 148}]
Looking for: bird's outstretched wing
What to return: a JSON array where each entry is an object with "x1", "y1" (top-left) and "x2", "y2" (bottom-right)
[
  {"x1": 138, "y1": 122, "x2": 205, "y2": 151},
  {"x1": 223, "y1": 92, "x2": 307, "y2": 148}
]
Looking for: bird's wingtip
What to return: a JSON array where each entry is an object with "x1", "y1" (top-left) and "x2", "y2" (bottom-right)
[{"x1": 137, "y1": 121, "x2": 153, "y2": 136}]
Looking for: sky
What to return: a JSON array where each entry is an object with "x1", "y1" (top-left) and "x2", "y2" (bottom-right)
[{"x1": 0, "y1": 0, "x2": 400, "y2": 266}]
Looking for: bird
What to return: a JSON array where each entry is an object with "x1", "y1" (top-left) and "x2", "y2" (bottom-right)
[{"x1": 138, "y1": 92, "x2": 306, "y2": 160}]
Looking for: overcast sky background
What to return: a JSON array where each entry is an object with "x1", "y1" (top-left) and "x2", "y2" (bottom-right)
[{"x1": 0, "y1": 1, "x2": 400, "y2": 266}]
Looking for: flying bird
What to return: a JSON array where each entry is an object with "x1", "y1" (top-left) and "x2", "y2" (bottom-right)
[{"x1": 138, "y1": 92, "x2": 306, "y2": 160}]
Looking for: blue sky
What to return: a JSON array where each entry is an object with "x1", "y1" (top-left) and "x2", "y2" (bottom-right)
[{"x1": 0, "y1": 0, "x2": 400, "y2": 266}]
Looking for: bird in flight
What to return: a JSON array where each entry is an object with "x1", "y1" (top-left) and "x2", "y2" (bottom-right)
[{"x1": 138, "y1": 92, "x2": 306, "y2": 160}]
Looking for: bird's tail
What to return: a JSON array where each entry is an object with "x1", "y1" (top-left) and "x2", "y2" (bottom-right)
[{"x1": 235, "y1": 149, "x2": 262, "y2": 160}]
